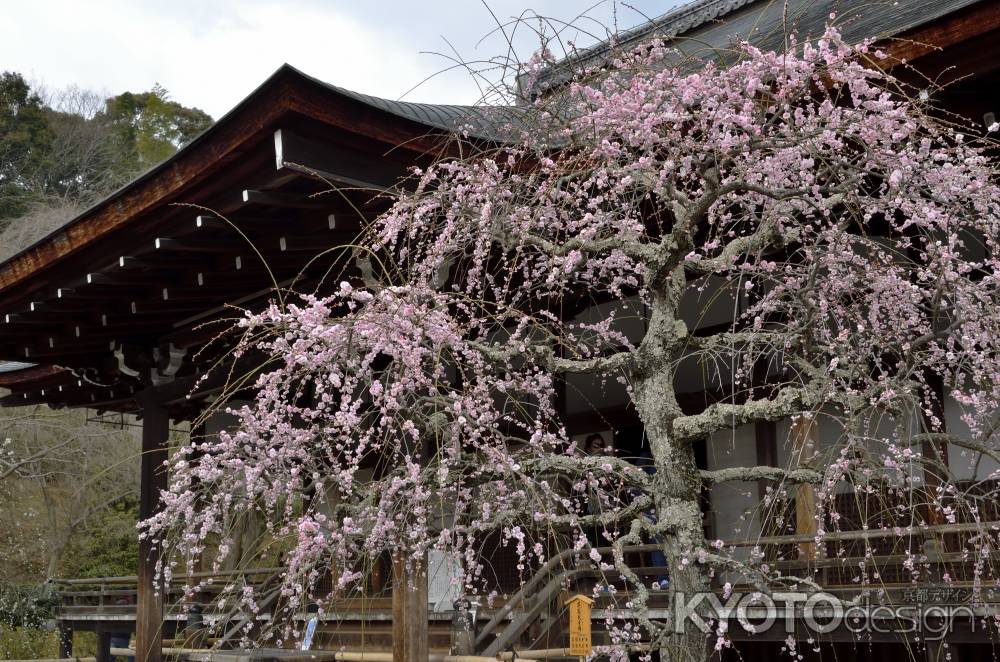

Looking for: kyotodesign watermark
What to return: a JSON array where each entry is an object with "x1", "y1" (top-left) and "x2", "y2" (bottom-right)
[{"x1": 673, "y1": 590, "x2": 976, "y2": 640}]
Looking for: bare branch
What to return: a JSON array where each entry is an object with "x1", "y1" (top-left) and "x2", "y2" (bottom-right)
[
  {"x1": 673, "y1": 387, "x2": 809, "y2": 442},
  {"x1": 700, "y1": 465, "x2": 824, "y2": 485}
]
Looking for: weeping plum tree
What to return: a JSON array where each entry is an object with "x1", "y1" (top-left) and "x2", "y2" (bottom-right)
[{"x1": 143, "y1": 25, "x2": 1000, "y2": 660}]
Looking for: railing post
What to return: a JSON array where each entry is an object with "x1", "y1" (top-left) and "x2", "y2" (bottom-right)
[
  {"x1": 392, "y1": 553, "x2": 428, "y2": 662},
  {"x1": 57, "y1": 621, "x2": 73, "y2": 659},
  {"x1": 96, "y1": 625, "x2": 112, "y2": 662},
  {"x1": 450, "y1": 598, "x2": 474, "y2": 656},
  {"x1": 791, "y1": 414, "x2": 819, "y2": 561}
]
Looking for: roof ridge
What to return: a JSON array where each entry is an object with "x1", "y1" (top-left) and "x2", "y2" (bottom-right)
[{"x1": 530, "y1": 0, "x2": 757, "y2": 94}]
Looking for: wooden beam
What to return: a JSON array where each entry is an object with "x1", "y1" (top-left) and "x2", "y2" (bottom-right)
[
  {"x1": 194, "y1": 213, "x2": 344, "y2": 234},
  {"x1": 116, "y1": 254, "x2": 204, "y2": 271},
  {"x1": 19, "y1": 340, "x2": 115, "y2": 362},
  {"x1": 277, "y1": 233, "x2": 345, "y2": 253},
  {"x1": 27, "y1": 299, "x2": 95, "y2": 314},
  {"x1": 880, "y1": 1, "x2": 1000, "y2": 66},
  {"x1": 0, "y1": 364, "x2": 62, "y2": 388},
  {"x1": 136, "y1": 390, "x2": 169, "y2": 662},
  {"x1": 241, "y1": 189, "x2": 330, "y2": 209},
  {"x1": 1, "y1": 387, "x2": 139, "y2": 411},
  {"x1": 86, "y1": 270, "x2": 165, "y2": 287},
  {"x1": 274, "y1": 128, "x2": 403, "y2": 192},
  {"x1": 152, "y1": 237, "x2": 244, "y2": 253},
  {"x1": 392, "y1": 554, "x2": 428, "y2": 662}
]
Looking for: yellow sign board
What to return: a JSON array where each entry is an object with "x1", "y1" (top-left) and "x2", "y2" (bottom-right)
[{"x1": 566, "y1": 594, "x2": 594, "y2": 656}]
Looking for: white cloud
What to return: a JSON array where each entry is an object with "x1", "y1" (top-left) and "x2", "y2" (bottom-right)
[{"x1": 1, "y1": 0, "x2": 679, "y2": 118}]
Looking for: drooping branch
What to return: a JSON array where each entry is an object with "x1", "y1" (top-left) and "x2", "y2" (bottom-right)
[
  {"x1": 678, "y1": 183, "x2": 848, "y2": 276},
  {"x1": 912, "y1": 433, "x2": 1000, "y2": 471},
  {"x1": 498, "y1": 226, "x2": 657, "y2": 264},
  {"x1": 471, "y1": 339, "x2": 635, "y2": 375}
]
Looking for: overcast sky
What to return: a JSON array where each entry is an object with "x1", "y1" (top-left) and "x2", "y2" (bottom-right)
[{"x1": 2, "y1": 1, "x2": 686, "y2": 119}]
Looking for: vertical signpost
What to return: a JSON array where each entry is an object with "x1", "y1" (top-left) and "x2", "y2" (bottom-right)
[{"x1": 566, "y1": 594, "x2": 594, "y2": 658}]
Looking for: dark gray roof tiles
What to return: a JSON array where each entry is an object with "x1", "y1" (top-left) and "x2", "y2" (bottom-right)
[
  {"x1": 561, "y1": 0, "x2": 755, "y2": 69},
  {"x1": 288, "y1": 67, "x2": 526, "y2": 142},
  {"x1": 531, "y1": 0, "x2": 986, "y2": 93}
]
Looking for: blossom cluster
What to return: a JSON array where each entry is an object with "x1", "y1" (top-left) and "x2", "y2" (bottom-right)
[{"x1": 142, "y1": 24, "x2": 1000, "y2": 653}]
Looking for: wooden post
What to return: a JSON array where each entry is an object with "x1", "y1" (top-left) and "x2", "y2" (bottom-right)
[
  {"x1": 136, "y1": 393, "x2": 169, "y2": 662},
  {"x1": 792, "y1": 414, "x2": 819, "y2": 560},
  {"x1": 95, "y1": 626, "x2": 112, "y2": 662},
  {"x1": 57, "y1": 621, "x2": 73, "y2": 658},
  {"x1": 754, "y1": 420, "x2": 779, "y2": 541},
  {"x1": 392, "y1": 554, "x2": 428, "y2": 662},
  {"x1": 917, "y1": 375, "x2": 962, "y2": 662},
  {"x1": 450, "y1": 598, "x2": 474, "y2": 656}
]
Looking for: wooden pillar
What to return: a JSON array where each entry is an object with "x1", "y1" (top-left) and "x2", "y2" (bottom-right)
[
  {"x1": 136, "y1": 393, "x2": 169, "y2": 662},
  {"x1": 792, "y1": 414, "x2": 819, "y2": 560},
  {"x1": 392, "y1": 554, "x2": 428, "y2": 662},
  {"x1": 57, "y1": 621, "x2": 73, "y2": 658},
  {"x1": 450, "y1": 598, "x2": 474, "y2": 657},
  {"x1": 95, "y1": 626, "x2": 112, "y2": 662},
  {"x1": 917, "y1": 375, "x2": 961, "y2": 662}
]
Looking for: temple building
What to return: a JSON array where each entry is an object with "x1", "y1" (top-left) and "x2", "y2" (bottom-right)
[{"x1": 3, "y1": 1, "x2": 1000, "y2": 660}]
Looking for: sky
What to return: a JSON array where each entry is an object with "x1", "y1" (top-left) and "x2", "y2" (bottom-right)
[{"x1": 1, "y1": 0, "x2": 687, "y2": 119}]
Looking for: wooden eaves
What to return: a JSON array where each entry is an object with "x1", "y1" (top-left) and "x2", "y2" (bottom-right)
[{"x1": 0, "y1": 64, "x2": 516, "y2": 416}]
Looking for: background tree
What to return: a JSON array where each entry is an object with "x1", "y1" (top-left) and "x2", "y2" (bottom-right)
[
  {"x1": 0, "y1": 407, "x2": 140, "y2": 580},
  {"x1": 101, "y1": 84, "x2": 213, "y2": 172},
  {"x1": 35, "y1": 86, "x2": 133, "y2": 206},
  {"x1": 134, "y1": 26, "x2": 1000, "y2": 662},
  {"x1": 0, "y1": 70, "x2": 211, "y2": 662},
  {"x1": 0, "y1": 73, "x2": 213, "y2": 231},
  {"x1": 0, "y1": 72, "x2": 51, "y2": 219}
]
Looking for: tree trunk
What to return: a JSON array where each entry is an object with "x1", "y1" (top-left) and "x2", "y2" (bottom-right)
[
  {"x1": 632, "y1": 274, "x2": 712, "y2": 662},
  {"x1": 41, "y1": 483, "x2": 69, "y2": 580},
  {"x1": 46, "y1": 540, "x2": 65, "y2": 579}
]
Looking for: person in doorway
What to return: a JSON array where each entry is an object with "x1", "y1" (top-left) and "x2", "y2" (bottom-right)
[{"x1": 584, "y1": 433, "x2": 610, "y2": 456}]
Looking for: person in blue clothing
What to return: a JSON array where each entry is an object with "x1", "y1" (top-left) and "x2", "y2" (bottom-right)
[{"x1": 110, "y1": 596, "x2": 135, "y2": 662}]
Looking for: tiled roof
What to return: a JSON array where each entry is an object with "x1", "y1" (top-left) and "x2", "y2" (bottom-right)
[
  {"x1": 307, "y1": 74, "x2": 526, "y2": 143},
  {"x1": 531, "y1": 0, "x2": 986, "y2": 93}
]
